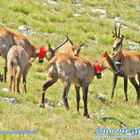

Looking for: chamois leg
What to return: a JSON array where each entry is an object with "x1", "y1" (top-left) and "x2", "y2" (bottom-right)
[
  {"x1": 111, "y1": 75, "x2": 118, "y2": 99},
  {"x1": 15, "y1": 69, "x2": 21, "y2": 93},
  {"x1": 40, "y1": 78, "x2": 57, "y2": 108},
  {"x1": 12, "y1": 69, "x2": 16, "y2": 92},
  {"x1": 9, "y1": 75, "x2": 14, "y2": 91},
  {"x1": 129, "y1": 77, "x2": 140, "y2": 105},
  {"x1": 82, "y1": 85, "x2": 89, "y2": 118},
  {"x1": 8, "y1": 64, "x2": 13, "y2": 91},
  {"x1": 3, "y1": 59, "x2": 7, "y2": 82},
  {"x1": 62, "y1": 82, "x2": 71, "y2": 110},
  {"x1": 124, "y1": 76, "x2": 128, "y2": 101},
  {"x1": 75, "y1": 86, "x2": 80, "y2": 112},
  {"x1": 23, "y1": 74, "x2": 27, "y2": 93}
]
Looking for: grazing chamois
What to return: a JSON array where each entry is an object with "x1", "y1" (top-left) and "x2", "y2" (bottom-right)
[
  {"x1": 40, "y1": 53, "x2": 99, "y2": 118},
  {"x1": 102, "y1": 24, "x2": 140, "y2": 105},
  {"x1": 7, "y1": 45, "x2": 36, "y2": 93},
  {"x1": 0, "y1": 28, "x2": 82, "y2": 82}
]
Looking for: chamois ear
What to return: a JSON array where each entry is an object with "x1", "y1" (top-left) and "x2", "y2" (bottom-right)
[{"x1": 47, "y1": 42, "x2": 52, "y2": 49}]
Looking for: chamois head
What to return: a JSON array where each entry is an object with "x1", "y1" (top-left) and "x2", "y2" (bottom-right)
[
  {"x1": 69, "y1": 38, "x2": 84, "y2": 56},
  {"x1": 45, "y1": 43, "x2": 55, "y2": 61},
  {"x1": 66, "y1": 35, "x2": 83, "y2": 56},
  {"x1": 112, "y1": 23, "x2": 124, "y2": 54},
  {"x1": 55, "y1": 35, "x2": 83, "y2": 56}
]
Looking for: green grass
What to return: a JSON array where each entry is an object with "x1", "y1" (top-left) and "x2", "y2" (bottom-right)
[{"x1": 0, "y1": 0, "x2": 140, "y2": 139}]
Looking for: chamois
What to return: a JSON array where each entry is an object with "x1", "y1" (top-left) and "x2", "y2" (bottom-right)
[
  {"x1": 102, "y1": 24, "x2": 140, "y2": 105},
  {"x1": 56, "y1": 35, "x2": 83, "y2": 56},
  {"x1": 0, "y1": 28, "x2": 82, "y2": 82},
  {"x1": 0, "y1": 28, "x2": 54, "y2": 82},
  {"x1": 7, "y1": 45, "x2": 35, "y2": 93},
  {"x1": 40, "y1": 53, "x2": 98, "y2": 118}
]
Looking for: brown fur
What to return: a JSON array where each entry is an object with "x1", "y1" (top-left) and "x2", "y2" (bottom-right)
[
  {"x1": 40, "y1": 53, "x2": 95, "y2": 118},
  {"x1": 7, "y1": 45, "x2": 33, "y2": 93},
  {"x1": 102, "y1": 24, "x2": 140, "y2": 104},
  {"x1": 0, "y1": 28, "x2": 54, "y2": 82}
]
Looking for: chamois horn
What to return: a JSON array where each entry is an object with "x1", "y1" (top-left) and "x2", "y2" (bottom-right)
[
  {"x1": 118, "y1": 23, "x2": 122, "y2": 37},
  {"x1": 67, "y1": 36, "x2": 74, "y2": 45},
  {"x1": 54, "y1": 35, "x2": 69, "y2": 51}
]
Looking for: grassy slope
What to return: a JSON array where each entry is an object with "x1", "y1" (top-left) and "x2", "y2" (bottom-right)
[{"x1": 0, "y1": 0, "x2": 140, "y2": 139}]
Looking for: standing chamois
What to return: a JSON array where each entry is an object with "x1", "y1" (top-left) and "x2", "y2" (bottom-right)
[
  {"x1": 7, "y1": 45, "x2": 35, "y2": 93},
  {"x1": 102, "y1": 24, "x2": 140, "y2": 105},
  {"x1": 0, "y1": 28, "x2": 70, "y2": 82},
  {"x1": 111, "y1": 24, "x2": 128, "y2": 101},
  {"x1": 40, "y1": 53, "x2": 98, "y2": 118},
  {"x1": 0, "y1": 28, "x2": 83, "y2": 82}
]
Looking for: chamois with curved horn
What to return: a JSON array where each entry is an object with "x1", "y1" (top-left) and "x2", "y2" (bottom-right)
[
  {"x1": 103, "y1": 24, "x2": 140, "y2": 104},
  {"x1": 40, "y1": 52, "x2": 101, "y2": 118}
]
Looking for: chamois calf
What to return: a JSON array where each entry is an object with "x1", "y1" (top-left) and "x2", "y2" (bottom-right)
[
  {"x1": 40, "y1": 53, "x2": 97, "y2": 118},
  {"x1": 7, "y1": 45, "x2": 34, "y2": 93}
]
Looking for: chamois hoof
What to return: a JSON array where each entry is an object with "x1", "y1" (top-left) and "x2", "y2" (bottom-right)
[
  {"x1": 83, "y1": 113, "x2": 90, "y2": 118},
  {"x1": 40, "y1": 104, "x2": 45, "y2": 108},
  {"x1": 65, "y1": 106, "x2": 69, "y2": 110}
]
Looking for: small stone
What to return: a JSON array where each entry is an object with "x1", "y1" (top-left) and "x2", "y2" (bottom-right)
[
  {"x1": 47, "y1": 0, "x2": 58, "y2": 6},
  {"x1": 18, "y1": 25, "x2": 27, "y2": 31},
  {"x1": 91, "y1": 8, "x2": 106, "y2": 18},
  {"x1": 97, "y1": 92, "x2": 107, "y2": 103},
  {"x1": 57, "y1": 101, "x2": 63, "y2": 106},
  {"x1": 4, "y1": 97, "x2": 17, "y2": 104},
  {"x1": 45, "y1": 104, "x2": 54, "y2": 109},
  {"x1": 18, "y1": 25, "x2": 37, "y2": 36},
  {"x1": 74, "y1": 13, "x2": 81, "y2": 17},
  {"x1": 135, "y1": 6, "x2": 140, "y2": 11},
  {"x1": 1, "y1": 88, "x2": 9, "y2": 92},
  {"x1": 128, "y1": 40, "x2": 140, "y2": 50},
  {"x1": 44, "y1": 98, "x2": 48, "y2": 103}
]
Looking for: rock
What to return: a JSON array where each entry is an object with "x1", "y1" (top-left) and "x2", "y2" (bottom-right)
[
  {"x1": 135, "y1": 6, "x2": 140, "y2": 11},
  {"x1": 44, "y1": 98, "x2": 49, "y2": 103},
  {"x1": 45, "y1": 104, "x2": 54, "y2": 109},
  {"x1": 73, "y1": 13, "x2": 81, "y2": 17},
  {"x1": 4, "y1": 97, "x2": 17, "y2": 104},
  {"x1": 91, "y1": 8, "x2": 106, "y2": 18},
  {"x1": 111, "y1": 17, "x2": 127, "y2": 28},
  {"x1": 72, "y1": 0, "x2": 81, "y2": 4},
  {"x1": 1, "y1": 88, "x2": 9, "y2": 92},
  {"x1": 57, "y1": 100, "x2": 63, "y2": 106},
  {"x1": 18, "y1": 25, "x2": 27, "y2": 31},
  {"x1": 128, "y1": 40, "x2": 140, "y2": 50},
  {"x1": 97, "y1": 92, "x2": 107, "y2": 103},
  {"x1": 18, "y1": 25, "x2": 37, "y2": 36},
  {"x1": 113, "y1": 17, "x2": 126, "y2": 26},
  {"x1": 47, "y1": 0, "x2": 58, "y2": 6}
]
